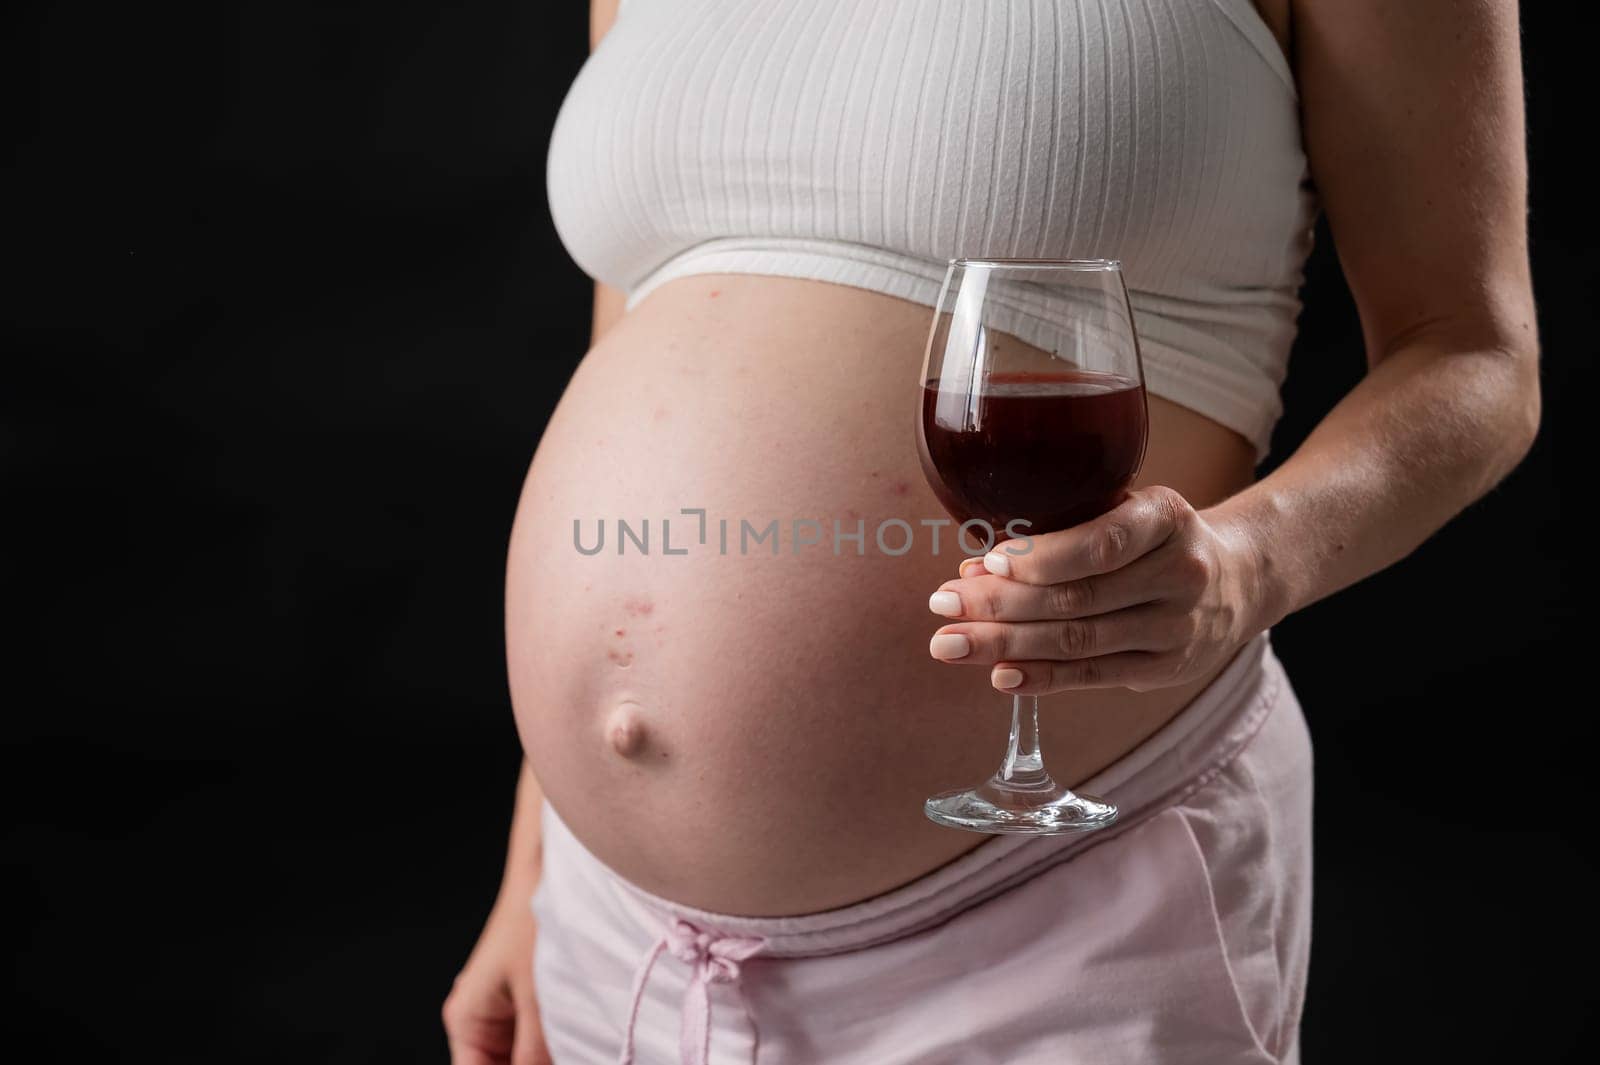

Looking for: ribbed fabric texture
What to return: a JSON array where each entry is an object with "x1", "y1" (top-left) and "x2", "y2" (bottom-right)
[{"x1": 546, "y1": 0, "x2": 1316, "y2": 459}]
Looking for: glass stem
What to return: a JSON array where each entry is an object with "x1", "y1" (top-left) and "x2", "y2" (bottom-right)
[{"x1": 999, "y1": 695, "x2": 1050, "y2": 788}]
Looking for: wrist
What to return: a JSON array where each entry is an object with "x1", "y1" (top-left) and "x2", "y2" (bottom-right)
[
  {"x1": 494, "y1": 851, "x2": 543, "y2": 910},
  {"x1": 493, "y1": 876, "x2": 542, "y2": 921},
  {"x1": 1203, "y1": 491, "x2": 1292, "y2": 636}
]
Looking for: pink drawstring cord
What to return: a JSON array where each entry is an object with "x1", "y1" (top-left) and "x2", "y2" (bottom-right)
[{"x1": 617, "y1": 917, "x2": 766, "y2": 1065}]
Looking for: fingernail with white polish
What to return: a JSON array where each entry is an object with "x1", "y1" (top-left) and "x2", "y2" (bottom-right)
[
  {"x1": 983, "y1": 551, "x2": 1011, "y2": 577},
  {"x1": 928, "y1": 591, "x2": 962, "y2": 617},
  {"x1": 992, "y1": 667, "x2": 1025, "y2": 690},
  {"x1": 929, "y1": 633, "x2": 971, "y2": 660}
]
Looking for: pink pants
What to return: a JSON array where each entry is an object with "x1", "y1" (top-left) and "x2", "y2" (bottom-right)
[{"x1": 532, "y1": 633, "x2": 1313, "y2": 1064}]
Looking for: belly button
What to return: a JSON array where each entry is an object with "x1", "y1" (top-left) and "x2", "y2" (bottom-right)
[{"x1": 607, "y1": 701, "x2": 647, "y2": 757}]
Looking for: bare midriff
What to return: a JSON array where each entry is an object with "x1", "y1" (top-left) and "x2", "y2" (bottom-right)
[{"x1": 506, "y1": 274, "x2": 1258, "y2": 917}]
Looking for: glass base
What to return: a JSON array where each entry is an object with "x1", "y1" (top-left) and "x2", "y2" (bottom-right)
[{"x1": 924, "y1": 772, "x2": 1118, "y2": 835}]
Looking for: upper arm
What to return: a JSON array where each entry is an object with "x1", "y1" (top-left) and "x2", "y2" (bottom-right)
[
  {"x1": 591, "y1": 0, "x2": 620, "y2": 51},
  {"x1": 1294, "y1": 0, "x2": 1537, "y2": 363},
  {"x1": 588, "y1": 1, "x2": 626, "y2": 342}
]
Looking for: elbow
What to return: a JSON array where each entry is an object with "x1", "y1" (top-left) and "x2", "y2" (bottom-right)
[
  {"x1": 1472, "y1": 342, "x2": 1542, "y2": 494},
  {"x1": 1504, "y1": 345, "x2": 1542, "y2": 468}
]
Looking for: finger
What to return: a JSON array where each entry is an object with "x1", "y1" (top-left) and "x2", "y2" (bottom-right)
[
  {"x1": 929, "y1": 608, "x2": 1168, "y2": 665},
  {"x1": 982, "y1": 486, "x2": 1192, "y2": 585},
  {"x1": 958, "y1": 556, "x2": 988, "y2": 578},
  {"x1": 929, "y1": 557, "x2": 1172, "y2": 622},
  {"x1": 989, "y1": 653, "x2": 1168, "y2": 694},
  {"x1": 448, "y1": 1039, "x2": 507, "y2": 1065}
]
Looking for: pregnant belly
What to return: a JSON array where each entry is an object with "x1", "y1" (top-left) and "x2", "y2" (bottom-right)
[{"x1": 506, "y1": 275, "x2": 1256, "y2": 916}]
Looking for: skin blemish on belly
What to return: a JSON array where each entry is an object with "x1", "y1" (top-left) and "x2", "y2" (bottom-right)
[
  {"x1": 607, "y1": 647, "x2": 634, "y2": 667},
  {"x1": 653, "y1": 405, "x2": 669, "y2": 422},
  {"x1": 623, "y1": 597, "x2": 654, "y2": 617},
  {"x1": 614, "y1": 628, "x2": 625, "y2": 637},
  {"x1": 708, "y1": 289, "x2": 720, "y2": 298},
  {"x1": 891, "y1": 481, "x2": 911, "y2": 496}
]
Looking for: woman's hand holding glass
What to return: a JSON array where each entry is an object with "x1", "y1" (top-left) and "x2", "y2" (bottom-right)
[{"x1": 928, "y1": 485, "x2": 1268, "y2": 696}]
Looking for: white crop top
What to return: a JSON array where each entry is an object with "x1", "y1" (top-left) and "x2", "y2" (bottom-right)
[{"x1": 547, "y1": 0, "x2": 1318, "y2": 459}]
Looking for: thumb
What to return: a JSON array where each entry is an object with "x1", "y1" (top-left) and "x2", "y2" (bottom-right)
[{"x1": 443, "y1": 972, "x2": 517, "y2": 1065}]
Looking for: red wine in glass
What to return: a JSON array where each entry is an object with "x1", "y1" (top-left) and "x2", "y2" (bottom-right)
[{"x1": 919, "y1": 369, "x2": 1148, "y2": 536}]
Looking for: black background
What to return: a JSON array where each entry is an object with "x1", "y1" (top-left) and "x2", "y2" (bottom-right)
[{"x1": 6, "y1": 3, "x2": 1595, "y2": 1062}]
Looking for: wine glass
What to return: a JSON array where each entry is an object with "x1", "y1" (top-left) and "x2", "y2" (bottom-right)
[{"x1": 916, "y1": 258, "x2": 1149, "y2": 834}]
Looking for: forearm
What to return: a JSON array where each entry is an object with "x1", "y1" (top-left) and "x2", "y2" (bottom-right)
[
  {"x1": 1211, "y1": 334, "x2": 1540, "y2": 631},
  {"x1": 493, "y1": 758, "x2": 546, "y2": 908}
]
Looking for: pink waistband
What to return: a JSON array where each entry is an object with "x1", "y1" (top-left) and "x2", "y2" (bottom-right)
[{"x1": 551, "y1": 630, "x2": 1281, "y2": 959}]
